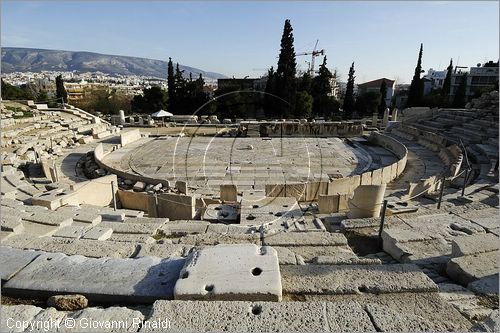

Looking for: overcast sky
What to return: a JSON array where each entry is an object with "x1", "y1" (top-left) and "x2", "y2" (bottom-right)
[{"x1": 2, "y1": 1, "x2": 499, "y2": 83}]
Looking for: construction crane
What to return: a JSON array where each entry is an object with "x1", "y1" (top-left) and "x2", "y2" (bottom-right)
[{"x1": 296, "y1": 39, "x2": 325, "y2": 76}]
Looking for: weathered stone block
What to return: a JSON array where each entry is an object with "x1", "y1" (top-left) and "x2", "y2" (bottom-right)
[{"x1": 174, "y1": 244, "x2": 282, "y2": 301}]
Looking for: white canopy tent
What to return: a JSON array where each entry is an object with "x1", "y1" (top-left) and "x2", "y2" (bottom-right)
[{"x1": 151, "y1": 109, "x2": 173, "y2": 118}]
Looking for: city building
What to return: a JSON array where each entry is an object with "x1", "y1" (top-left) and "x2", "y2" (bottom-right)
[
  {"x1": 449, "y1": 61, "x2": 499, "y2": 99},
  {"x1": 357, "y1": 78, "x2": 396, "y2": 107},
  {"x1": 422, "y1": 68, "x2": 447, "y2": 95}
]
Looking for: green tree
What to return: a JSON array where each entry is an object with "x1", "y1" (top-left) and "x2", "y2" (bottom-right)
[
  {"x1": 55, "y1": 75, "x2": 68, "y2": 104},
  {"x1": 342, "y1": 62, "x2": 356, "y2": 120},
  {"x1": 378, "y1": 79, "x2": 388, "y2": 116},
  {"x1": 355, "y1": 92, "x2": 381, "y2": 118},
  {"x1": 452, "y1": 73, "x2": 468, "y2": 108},
  {"x1": 131, "y1": 86, "x2": 168, "y2": 114},
  {"x1": 275, "y1": 19, "x2": 297, "y2": 118},
  {"x1": 407, "y1": 43, "x2": 424, "y2": 107},
  {"x1": 264, "y1": 66, "x2": 277, "y2": 117},
  {"x1": 167, "y1": 57, "x2": 175, "y2": 110},
  {"x1": 441, "y1": 58, "x2": 453, "y2": 97},
  {"x1": 297, "y1": 71, "x2": 312, "y2": 94},
  {"x1": 311, "y1": 56, "x2": 338, "y2": 118},
  {"x1": 1, "y1": 79, "x2": 33, "y2": 100},
  {"x1": 294, "y1": 91, "x2": 313, "y2": 119}
]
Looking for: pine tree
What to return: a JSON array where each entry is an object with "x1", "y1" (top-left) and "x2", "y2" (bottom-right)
[
  {"x1": 407, "y1": 43, "x2": 424, "y2": 107},
  {"x1": 275, "y1": 19, "x2": 297, "y2": 117},
  {"x1": 55, "y1": 75, "x2": 68, "y2": 104},
  {"x1": 167, "y1": 57, "x2": 175, "y2": 110},
  {"x1": 378, "y1": 80, "x2": 387, "y2": 115},
  {"x1": 452, "y1": 73, "x2": 468, "y2": 108},
  {"x1": 441, "y1": 58, "x2": 453, "y2": 97},
  {"x1": 342, "y1": 62, "x2": 356, "y2": 119}
]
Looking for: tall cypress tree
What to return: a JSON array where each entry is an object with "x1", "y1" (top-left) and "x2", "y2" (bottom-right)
[
  {"x1": 407, "y1": 43, "x2": 424, "y2": 107},
  {"x1": 167, "y1": 57, "x2": 175, "y2": 110},
  {"x1": 452, "y1": 73, "x2": 468, "y2": 108},
  {"x1": 55, "y1": 75, "x2": 68, "y2": 104},
  {"x1": 378, "y1": 79, "x2": 387, "y2": 115},
  {"x1": 343, "y1": 62, "x2": 356, "y2": 119},
  {"x1": 275, "y1": 19, "x2": 297, "y2": 117},
  {"x1": 441, "y1": 58, "x2": 453, "y2": 97}
]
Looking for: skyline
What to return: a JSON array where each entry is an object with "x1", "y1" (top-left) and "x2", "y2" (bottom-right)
[{"x1": 2, "y1": 1, "x2": 499, "y2": 83}]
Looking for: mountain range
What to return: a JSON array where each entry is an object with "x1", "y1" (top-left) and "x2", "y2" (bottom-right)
[{"x1": 1, "y1": 47, "x2": 226, "y2": 80}]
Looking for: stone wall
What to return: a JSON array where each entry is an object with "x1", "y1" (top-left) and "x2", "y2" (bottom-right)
[{"x1": 240, "y1": 121, "x2": 364, "y2": 138}]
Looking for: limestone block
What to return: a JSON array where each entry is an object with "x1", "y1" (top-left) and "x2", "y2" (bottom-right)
[
  {"x1": 52, "y1": 226, "x2": 89, "y2": 239},
  {"x1": 318, "y1": 194, "x2": 339, "y2": 214},
  {"x1": 286, "y1": 245, "x2": 358, "y2": 263},
  {"x1": 338, "y1": 194, "x2": 350, "y2": 212},
  {"x1": 360, "y1": 172, "x2": 372, "y2": 185},
  {"x1": 3, "y1": 252, "x2": 185, "y2": 303},
  {"x1": 99, "y1": 221, "x2": 162, "y2": 235},
  {"x1": 382, "y1": 165, "x2": 392, "y2": 184},
  {"x1": 0, "y1": 247, "x2": 41, "y2": 281},
  {"x1": 178, "y1": 232, "x2": 260, "y2": 246},
  {"x1": 265, "y1": 183, "x2": 285, "y2": 197},
  {"x1": 446, "y1": 251, "x2": 499, "y2": 286},
  {"x1": 1, "y1": 215, "x2": 24, "y2": 234},
  {"x1": 263, "y1": 232, "x2": 347, "y2": 247},
  {"x1": 363, "y1": 293, "x2": 471, "y2": 332},
  {"x1": 174, "y1": 244, "x2": 282, "y2": 301},
  {"x1": 81, "y1": 226, "x2": 113, "y2": 241},
  {"x1": 160, "y1": 221, "x2": 209, "y2": 236},
  {"x1": 273, "y1": 246, "x2": 298, "y2": 265},
  {"x1": 285, "y1": 183, "x2": 306, "y2": 201},
  {"x1": 281, "y1": 264, "x2": 438, "y2": 295},
  {"x1": 371, "y1": 168, "x2": 382, "y2": 185},
  {"x1": 451, "y1": 233, "x2": 499, "y2": 257},
  {"x1": 240, "y1": 196, "x2": 302, "y2": 225},
  {"x1": 109, "y1": 233, "x2": 156, "y2": 244},
  {"x1": 220, "y1": 184, "x2": 237, "y2": 202},
  {"x1": 63, "y1": 306, "x2": 145, "y2": 332},
  {"x1": 156, "y1": 193, "x2": 196, "y2": 220},
  {"x1": 468, "y1": 274, "x2": 499, "y2": 296},
  {"x1": 0, "y1": 305, "x2": 43, "y2": 332},
  {"x1": 78, "y1": 136, "x2": 94, "y2": 144},
  {"x1": 142, "y1": 300, "x2": 375, "y2": 332},
  {"x1": 22, "y1": 213, "x2": 72, "y2": 227},
  {"x1": 28, "y1": 237, "x2": 138, "y2": 258},
  {"x1": 120, "y1": 129, "x2": 141, "y2": 147},
  {"x1": 328, "y1": 175, "x2": 360, "y2": 195},
  {"x1": 136, "y1": 243, "x2": 188, "y2": 258},
  {"x1": 304, "y1": 181, "x2": 328, "y2": 201}
]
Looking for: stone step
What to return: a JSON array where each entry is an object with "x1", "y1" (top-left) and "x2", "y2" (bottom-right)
[
  {"x1": 281, "y1": 264, "x2": 438, "y2": 295},
  {"x1": 446, "y1": 250, "x2": 499, "y2": 286},
  {"x1": 451, "y1": 233, "x2": 499, "y2": 257},
  {"x1": 3, "y1": 251, "x2": 185, "y2": 303},
  {"x1": 143, "y1": 299, "x2": 376, "y2": 332}
]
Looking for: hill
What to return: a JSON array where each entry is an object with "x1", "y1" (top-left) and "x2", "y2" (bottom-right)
[{"x1": 1, "y1": 47, "x2": 226, "y2": 80}]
